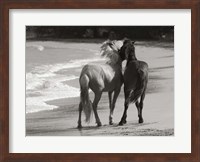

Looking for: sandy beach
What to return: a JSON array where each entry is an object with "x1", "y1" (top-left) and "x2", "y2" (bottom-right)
[{"x1": 26, "y1": 40, "x2": 174, "y2": 136}]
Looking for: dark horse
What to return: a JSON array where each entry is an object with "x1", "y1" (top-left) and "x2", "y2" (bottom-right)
[{"x1": 119, "y1": 39, "x2": 148, "y2": 125}]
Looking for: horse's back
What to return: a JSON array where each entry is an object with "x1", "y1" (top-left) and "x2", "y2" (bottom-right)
[
  {"x1": 137, "y1": 61, "x2": 148, "y2": 80},
  {"x1": 80, "y1": 64, "x2": 122, "y2": 92},
  {"x1": 124, "y1": 60, "x2": 148, "y2": 91},
  {"x1": 80, "y1": 64, "x2": 113, "y2": 81},
  {"x1": 80, "y1": 64, "x2": 104, "y2": 87}
]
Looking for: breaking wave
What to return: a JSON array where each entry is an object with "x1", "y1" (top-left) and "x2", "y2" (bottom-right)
[{"x1": 26, "y1": 57, "x2": 104, "y2": 113}]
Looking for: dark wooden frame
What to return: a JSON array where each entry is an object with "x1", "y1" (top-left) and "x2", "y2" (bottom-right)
[{"x1": 0, "y1": 0, "x2": 199, "y2": 161}]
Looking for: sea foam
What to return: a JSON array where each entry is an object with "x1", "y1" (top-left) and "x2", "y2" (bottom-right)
[{"x1": 26, "y1": 57, "x2": 105, "y2": 113}]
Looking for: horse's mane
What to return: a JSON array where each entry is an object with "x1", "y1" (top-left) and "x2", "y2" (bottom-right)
[{"x1": 100, "y1": 40, "x2": 123, "y2": 65}]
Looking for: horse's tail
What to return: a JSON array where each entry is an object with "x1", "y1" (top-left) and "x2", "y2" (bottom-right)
[
  {"x1": 129, "y1": 63, "x2": 148, "y2": 103},
  {"x1": 79, "y1": 74, "x2": 93, "y2": 123}
]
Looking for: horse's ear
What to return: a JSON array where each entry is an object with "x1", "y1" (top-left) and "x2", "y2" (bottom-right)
[{"x1": 132, "y1": 41, "x2": 135, "y2": 44}]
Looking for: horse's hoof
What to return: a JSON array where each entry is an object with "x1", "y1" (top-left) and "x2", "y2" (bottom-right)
[
  {"x1": 118, "y1": 121, "x2": 124, "y2": 126},
  {"x1": 77, "y1": 125, "x2": 82, "y2": 129},
  {"x1": 139, "y1": 118, "x2": 144, "y2": 123},
  {"x1": 97, "y1": 122, "x2": 102, "y2": 127},
  {"x1": 109, "y1": 121, "x2": 114, "y2": 125}
]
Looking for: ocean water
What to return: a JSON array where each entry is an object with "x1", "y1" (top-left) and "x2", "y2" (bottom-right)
[
  {"x1": 26, "y1": 41, "x2": 173, "y2": 114},
  {"x1": 26, "y1": 41, "x2": 105, "y2": 113}
]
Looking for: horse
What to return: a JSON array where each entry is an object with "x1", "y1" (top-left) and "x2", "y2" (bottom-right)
[
  {"x1": 118, "y1": 39, "x2": 148, "y2": 125},
  {"x1": 77, "y1": 40, "x2": 124, "y2": 128}
]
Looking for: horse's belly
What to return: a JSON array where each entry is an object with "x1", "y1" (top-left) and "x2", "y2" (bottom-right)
[
  {"x1": 103, "y1": 85, "x2": 114, "y2": 92},
  {"x1": 103, "y1": 78, "x2": 122, "y2": 92}
]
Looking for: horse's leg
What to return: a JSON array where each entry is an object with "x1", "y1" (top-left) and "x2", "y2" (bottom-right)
[
  {"x1": 119, "y1": 90, "x2": 131, "y2": 125},
  {"x1": 93, "y1": 92, "x2": 102, "y2": 127},
  {"x1": 77, "y1": 102, "x2": 83, "y2": 128},
  {"x1": 135, "y1": 100, "x2": 140, "y2": 119},
  {"x1": 138, "y1": 90, "x2": 146, "y2": 123},
  {"x1": 119, "y1": 100, "x2": 129, "y2": 125},
  {"x1": 108, "y1": 91, "x2": 113, "y2": 125},
  {"x1": 109, "y1": 89, "x2": 120, "y2": 125}
]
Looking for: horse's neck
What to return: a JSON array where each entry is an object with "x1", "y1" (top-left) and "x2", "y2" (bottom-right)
[
  {"x1": 126, "y1": 58, "x2": 137, "y2": 66},
  {"x1": 127, "y1": 53, "x2": 137, "y2": 65},
  {"x1": 106, "y1": 55, "x2": 122, "y2": 69},
  {"x1": 108, "y1": 61, "x2": 122, "y2": 71}
]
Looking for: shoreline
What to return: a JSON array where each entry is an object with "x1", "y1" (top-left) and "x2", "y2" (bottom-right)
[
  {"x1": 26, "y1": 83, "x2": 174, "y2": 136},
  {"x1": 26, "y1": 41, "x2": 174, "y2": 136}
]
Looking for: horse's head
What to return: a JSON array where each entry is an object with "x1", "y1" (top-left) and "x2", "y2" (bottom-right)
[
  {"x1": 100, "y1": 40, "x2": 123, "y2": 65},
  {"x1": 119, "y1": 39, "x2": 137, "y2": 61}
]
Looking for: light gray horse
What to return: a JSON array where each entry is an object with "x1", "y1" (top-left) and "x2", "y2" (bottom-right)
[{"x1": 77, "y1": 40, "x2": 124, "y2": 128}]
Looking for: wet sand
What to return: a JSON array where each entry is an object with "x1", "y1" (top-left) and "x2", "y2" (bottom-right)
[{"x1": 26, "y1": 41, "x2": 174, "y2": 136}]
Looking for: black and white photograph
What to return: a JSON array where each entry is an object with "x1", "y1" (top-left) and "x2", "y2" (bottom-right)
[{"x1": 26, "y1": 26, "x2": 174, "y2": 136}]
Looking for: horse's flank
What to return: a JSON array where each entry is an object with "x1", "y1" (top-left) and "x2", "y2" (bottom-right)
[
  {"x1": 80, "y1": 63, "x2": 122, "y2": 92},
  {"x1": 124, "y1": 60, "x2": 148, "y2": 103}
]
